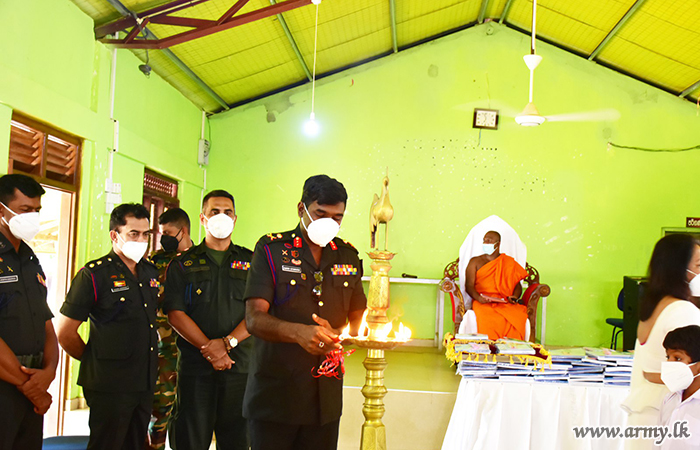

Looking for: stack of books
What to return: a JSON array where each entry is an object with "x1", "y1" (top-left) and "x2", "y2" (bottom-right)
[
  {"x1": 453, "y1": 340, "x2": 634, "y2": 386},
  {"x1": 584, "y1": 347, "x2": 633, "y2": 386}
]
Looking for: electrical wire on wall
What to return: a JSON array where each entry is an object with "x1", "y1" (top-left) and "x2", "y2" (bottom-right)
[{"x1": 608, "y1": 142, "x2": 700, "y2": 153}]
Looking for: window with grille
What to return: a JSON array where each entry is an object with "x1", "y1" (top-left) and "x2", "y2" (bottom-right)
[
  {"x1": 143, "y1": 170, "x2": 180, "y2": 253},
  {"x1": 8, "y1": 114, "x2": 80, "y2": 190}
]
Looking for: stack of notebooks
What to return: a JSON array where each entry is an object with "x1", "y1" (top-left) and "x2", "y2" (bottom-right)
[{"x1": 453, "y1": 335, "x2": 633, "y2": 386}]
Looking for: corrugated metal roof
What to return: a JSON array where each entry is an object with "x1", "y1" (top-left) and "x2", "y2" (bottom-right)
[{"x1": 70, "y1": 0, "x2": 700, "y2": 113}]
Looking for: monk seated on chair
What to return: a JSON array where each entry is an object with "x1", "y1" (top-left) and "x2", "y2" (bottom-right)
[{"x1": 464, "y1": 231, "x2": 529, "y2": 340}]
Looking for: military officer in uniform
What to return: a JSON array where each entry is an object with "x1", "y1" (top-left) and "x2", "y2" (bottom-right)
[
  {"x1": 147, "y1": 208, "x2": 193, "y2": 450},
  {"x1": 57, "y1": 203, "x2": 159, "y2": 450},
  {"x1": 163, "y1": 190, "x2": 252, "y2": 450},
  {"x1": 0, "y1": 174, "x2": 57, "y2": 450},
  {"x1": 245, "y1": 175, "x2": 367, "y2": 450}
]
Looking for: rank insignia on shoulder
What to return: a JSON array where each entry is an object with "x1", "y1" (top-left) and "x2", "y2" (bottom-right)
[
  {"x1": 231, "y1": 261, "x2": 250, "y2": 270},
  {"x1": 329, "y1": 241, "x2": 337, "y2": 250},
  {"x1": 266, "y1": 233, "x2": 283, "y2": 241},
  {"x1": 37, "y1": 273, "x2": 46, "y2": 286},
  {"x1": 331, "y1": 264, "x2": 357, "y2": 276},
  {"x1": 184, "y1": 260, "x2": 193, "y2": 266},
  {"x1": 150, "y1": 278, "x2": 160, "y2": 288}
]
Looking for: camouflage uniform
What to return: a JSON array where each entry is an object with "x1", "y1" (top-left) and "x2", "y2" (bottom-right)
[{"x1": 147, "y1": 250, "x2": 179, "y2": 450}]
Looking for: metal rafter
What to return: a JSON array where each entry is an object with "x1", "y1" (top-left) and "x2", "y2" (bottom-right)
[
  {"x1": 499, "y1": 0, "x2": 515, "y2": 24},
  {"x1": 389, "y1": 0, "x2": 398, "y2": 53},
  {"x1": 104, "y1": 0, "x2": 230, "y2": 111},
  {"x1": 679, "y1": 79, "x2": 700, "y2": 98},
  {"x1": 477, "y1": 0, "x2": 490, "y2": 24},
  {"x1": 588, "y1": 0, "x2": 647, "y2": 61},
  {"x1": 98, "y1": 0, "x2": 313, "y2": 50},
  {"x1": 269, "y1": 0, "x2": 312, "y2": 81}
]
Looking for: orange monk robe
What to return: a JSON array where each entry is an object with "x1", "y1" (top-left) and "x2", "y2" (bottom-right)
[{"x1": 472, "y1": 254, "x2": 529, "y2": 340}]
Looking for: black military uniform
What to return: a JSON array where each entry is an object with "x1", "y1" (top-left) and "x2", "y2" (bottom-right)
[
  {"x1": 0, "y1": 232, "x2": 51, "y2": 450},
  {"x1": 60, "y1": 250, "x2": 159, "y2": 450},
  {"x1": 243, "y1": 226, "x2": 367, "y2": 449},
  {"x1": 163, "y1": 240, "x2": 253, "y2": 450}
]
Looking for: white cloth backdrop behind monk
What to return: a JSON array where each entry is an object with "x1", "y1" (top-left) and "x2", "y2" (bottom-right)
[
  {"x1": 458, "y1": 215, "x2": 528, "y2": 309},
  {"x1": 442, "y1": 379, "x2": 630, "y2": 450}
]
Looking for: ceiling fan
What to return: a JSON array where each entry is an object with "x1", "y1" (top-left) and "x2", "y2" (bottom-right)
[
  {"x1": 514, "y1": 0, "x2": 621, "y2": 126},
  {"x1": 515, "y1": 0, "x2": 545, "y2": 126}
]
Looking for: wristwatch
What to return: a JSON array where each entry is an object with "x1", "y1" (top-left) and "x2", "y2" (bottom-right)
[{"x1": 224, "y1": 335, "x2": 238, "y2": 352}]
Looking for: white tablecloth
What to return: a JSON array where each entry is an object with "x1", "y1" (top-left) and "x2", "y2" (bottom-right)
[{"x1": 442, "y1": 379, "x2": 630, "y2": 450}]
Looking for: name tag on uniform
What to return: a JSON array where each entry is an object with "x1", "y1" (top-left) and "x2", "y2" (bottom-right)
[
  {"x1": 111, "y1": 280, "x2": 129, "y2": 293},
  {"x1": 0, "y1": 275, "x2": 18, "y2": 284},
  {"x1": 331, "y1": 264, "x2": 357, "y2": 276},
  {"x1": 281, "y1": 265, "x2": 302, "y2": 274}
]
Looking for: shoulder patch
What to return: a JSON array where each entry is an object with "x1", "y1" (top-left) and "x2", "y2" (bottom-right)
[
  {"x1": 84, "y1": 256, "x2": 111, "y2": 272},
  {"x1": 336, "y1": 238, "x2": 359, "y2": 252},
  {"x1": 260, "y1": 230, "x2": 294, "y2": 244}
]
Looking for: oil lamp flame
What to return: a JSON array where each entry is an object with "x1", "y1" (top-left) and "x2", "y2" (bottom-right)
[{"x1": 396, "y1": 322, "x2": 412, "y2": 341}]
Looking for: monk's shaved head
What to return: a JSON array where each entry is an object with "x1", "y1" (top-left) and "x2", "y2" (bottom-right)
[{"x1": 484, "y1": 231, "x2": 501, "y2": 243}]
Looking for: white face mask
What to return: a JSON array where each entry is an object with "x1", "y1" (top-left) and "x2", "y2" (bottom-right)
[
  {"x1": 688, "y1": 270, "x2": 700, "y2": 297},
  {"x1": 301, "y1": 203, "x2": 340, "y2": 247},
  {"x1": 1, "y1": 202, "x2": 41, "y2": 243},
  {"x1": 661, "y1": 360, "x2": 700, "y2": 393},
  {"x1": 205, "y1": 213, "x2": 234, "y2": 239},
  {"x1": 483, "y1": 243, "x2": 496, "y2": 255},
  {"x1": 116, "y1": 233, "x2": 148, "y2": 263}
]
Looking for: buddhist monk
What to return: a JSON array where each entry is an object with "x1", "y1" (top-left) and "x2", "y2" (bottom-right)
[{"x1": 464, "y1": 231, "x2": 529, "y2": 340}]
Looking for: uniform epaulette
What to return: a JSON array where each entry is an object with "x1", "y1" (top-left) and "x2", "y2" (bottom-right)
[
  {"x1": 232, "y1": 243, "x2": 254, "y2": 256},
  {"x1": 260, "y1": 231, "x2": 295, "y2": 244},
  {"x1": 84, "y1": 256, "x2": 114, "y2": 271},
  {"x1": 335, "y1": 238, "x2": 359, "y2": 253},
  {"x1": 172, "y1": 246, "x2": 198, "y2": 262}
]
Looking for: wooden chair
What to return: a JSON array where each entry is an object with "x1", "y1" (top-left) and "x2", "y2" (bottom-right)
[{"x1": 439, "y1": 258, "x2": 551, "y2": 343}]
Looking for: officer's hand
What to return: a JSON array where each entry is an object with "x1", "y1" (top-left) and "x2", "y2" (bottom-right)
[
  {"x1": 295, "y1": 324, "x2": 341, "y2": 355},
  {"x1": 312, "y1": 314, "x2": 341, "y2": 336},
  {"x1": 31, "y1": 391, "x2": 52, "y2": 415},
  {"x1": 200, "y1": 339, "x2": 227, "y2": 362},
  {"x1": 211, "y1": 354, "x2": 234, "y2": 371},
  {"x1": 17, "y1": 384, "x2": 52, "y2": 414},
  {"x1": 20, "y1": 366, "x2": 55, "y2": 394}
]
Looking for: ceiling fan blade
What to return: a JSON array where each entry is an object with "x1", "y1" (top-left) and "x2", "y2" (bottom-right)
[{"x1": 545, "y1": 109, "x2": 621, "y2": 122}]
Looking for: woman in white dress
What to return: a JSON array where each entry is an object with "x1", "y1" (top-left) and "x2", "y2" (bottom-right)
[{"x1": 622, "y1": 234, "x2": 700, "y2": 449}]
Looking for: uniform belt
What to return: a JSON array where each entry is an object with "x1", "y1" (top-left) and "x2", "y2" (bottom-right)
[{"x1": 16, "y1": 352, "x2": 44, "y2": 369}]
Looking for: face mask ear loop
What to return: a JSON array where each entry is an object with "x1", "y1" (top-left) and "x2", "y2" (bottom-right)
[{"x1": 301, "y1": 203, "x2": 313, "y2": 232}]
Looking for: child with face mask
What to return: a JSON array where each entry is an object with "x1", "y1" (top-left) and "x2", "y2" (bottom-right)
[{"x1": 657, "y1": 325, "x2": 700, "y2": 449}]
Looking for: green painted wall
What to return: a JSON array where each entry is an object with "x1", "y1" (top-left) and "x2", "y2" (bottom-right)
[
  {"x1": 207, "y1": 23, "x2": 700, "y2": 347},
  {"x1": 0, "y1": 0, "x2": 205, "y2": 398}
]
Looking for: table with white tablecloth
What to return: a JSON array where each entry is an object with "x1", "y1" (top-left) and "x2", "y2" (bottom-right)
[{"x1": 442, "y1": 378, "x2": 630, "y2": 450}]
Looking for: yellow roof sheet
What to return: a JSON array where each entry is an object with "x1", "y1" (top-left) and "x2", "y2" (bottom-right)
[{"x1": 68, "y1": 0, "x2": 700, "y2": 112}]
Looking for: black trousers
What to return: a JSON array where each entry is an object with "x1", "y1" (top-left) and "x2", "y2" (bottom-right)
[
  {"x1": 168, "y1": 371, "x2": 248, "y2": 450},
  {"x1": 0, "y1": 380, "x2": 43, "y2": 450},
  {"x1": 249, "y1": 418, "x2": 340, "y2": 450},
  {"x1": 83, "y1": 388, "x2": 152, "y2": 450}
]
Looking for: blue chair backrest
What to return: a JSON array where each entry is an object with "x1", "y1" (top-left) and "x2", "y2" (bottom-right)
[{"x1": 617, "y1": 289, "x2": 624, "y2": 312}]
